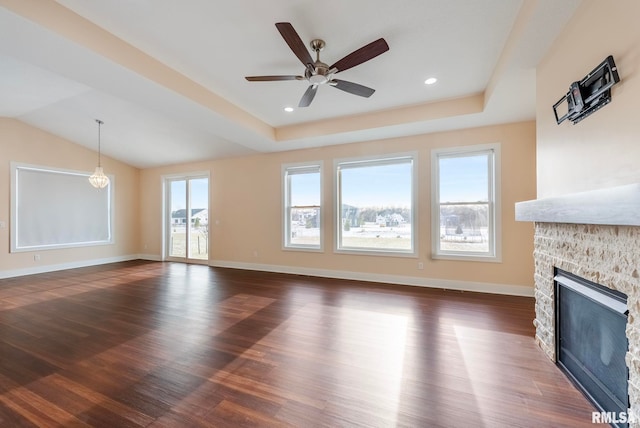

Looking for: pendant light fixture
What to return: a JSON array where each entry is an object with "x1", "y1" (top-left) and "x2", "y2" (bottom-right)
[{"x1": 88, "y1": 119, "x2": 110, "y2": 189}]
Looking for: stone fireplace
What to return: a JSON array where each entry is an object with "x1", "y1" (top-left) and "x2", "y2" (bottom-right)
[{"x1": 516, "y1": 183, "x2": 640, "y2": 423}]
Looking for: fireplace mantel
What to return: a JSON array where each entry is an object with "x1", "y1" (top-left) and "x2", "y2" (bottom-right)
[{"x1": 515, "y1": 183, "x2": 640, "y2": 226}]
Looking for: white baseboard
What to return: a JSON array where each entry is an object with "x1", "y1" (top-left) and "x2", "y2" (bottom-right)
[
  {"x1": 0, "y1": 256, "x2": 534, "y2": 297},
  {"x1": 0, "y1": 254, "x2": 141, "y2": 279},
  {"x1": 210, "y1": 260, "x2": 534, "y2": 297},
  {"x1": 137, "y1": 253, "x2": 163, "y2": 262}
]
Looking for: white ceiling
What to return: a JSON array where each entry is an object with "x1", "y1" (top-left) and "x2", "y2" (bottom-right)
[{"x1": 0, "y1": 0, "x2": 581, "y2": 168}]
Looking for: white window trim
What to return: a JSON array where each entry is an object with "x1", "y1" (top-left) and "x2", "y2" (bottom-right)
[
  {"x1": 334, "y1": 152, "x2": 418, "y2": 258},
  {"x1": 282, "y1": 161, "x2": 324, "y2": 252},
  {"x1": 431, "y1": 143, "x2": 502, "y2": 262},
  {"x1": 10, "y1": 162, "x2": 114, "y2": 252}
]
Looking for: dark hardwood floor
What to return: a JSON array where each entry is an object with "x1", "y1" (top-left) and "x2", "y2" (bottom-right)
[{"x1": 0, "y1": 261, "x2": 598, "y2": 427}]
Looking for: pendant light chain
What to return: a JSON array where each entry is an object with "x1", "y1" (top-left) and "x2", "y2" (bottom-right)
[{"x1": 96, "y1": 119, "x2": 103, "y2": 167}]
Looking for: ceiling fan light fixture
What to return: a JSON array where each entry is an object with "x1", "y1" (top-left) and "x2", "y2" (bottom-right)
[
  {"x1": 425, "y1": 77, "x2": 438, "y2": 85},
  {"x1": 309, "y1": 74, "x2": 327, "y2": 85}
]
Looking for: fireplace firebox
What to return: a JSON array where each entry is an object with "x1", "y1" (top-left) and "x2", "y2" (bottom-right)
[{"x1": 555, "y1": 270, "x2": 629, "y2": 427}]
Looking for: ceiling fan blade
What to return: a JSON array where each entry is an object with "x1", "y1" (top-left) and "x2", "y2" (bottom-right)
[
  {"x1": 276, "y1": 22, "x2": 314, "y2": 68},
  {"x1": 331, "y1": 79, "x2": 375, "y2": 97},
  {"x1": 330, "y1": 38, "x2": 389, "y2": 73},
  {"x1": 245, "y1": 75, "x2": 303, "y2": 81},
  {"x1": 299, "y1": 85, "x2": 318, "y2": 107}
]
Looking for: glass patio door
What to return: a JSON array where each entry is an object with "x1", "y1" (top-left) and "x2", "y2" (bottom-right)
[{"x1": 166, "y1": 175, "x2": 209, "y2": 263}]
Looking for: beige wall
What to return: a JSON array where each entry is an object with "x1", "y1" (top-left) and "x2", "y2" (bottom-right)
[
  {"x1": 0, "y1": 118, "x2": 140, "y2": 275},
  {"x1": 141, "y1": 121, "x2": 537, "y2": 291},
  {"x1": 1, "y1": 118, "x2": 535, "y2": 291},
  {"x1": 536, "y1": 0, "x2": 640, "y2": 198}
]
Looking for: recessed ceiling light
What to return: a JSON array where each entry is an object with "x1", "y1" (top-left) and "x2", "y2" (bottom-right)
[
  {"x1": 284, "y1": 106, "x2": 294, "y2": 112},
  {"x1": 424, "y1": 77, "x2": 438, "y2": 85}
]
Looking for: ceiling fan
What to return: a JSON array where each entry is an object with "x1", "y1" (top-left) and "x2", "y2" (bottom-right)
[{"x1": 245, "y1": 22, "x2": 389, "y2": 107}]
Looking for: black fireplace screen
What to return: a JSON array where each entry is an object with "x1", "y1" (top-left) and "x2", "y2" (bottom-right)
[{"x1": 555, "y1": 270, "x2": 629, "y2": 426}]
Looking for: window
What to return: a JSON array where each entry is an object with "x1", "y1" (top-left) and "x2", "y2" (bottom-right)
[
  {"x1": 283, "y1": 163, "x2": 322, "y2": 250},
  {"x1": 335, "y1": 154, "x2": 416, "y2": 255},
  {"x1": 431, "y1": 144, "x2": 501, "y2": 261},
  {"x1": 11, "y1": 163, "x2": 113, "y2": 252}
]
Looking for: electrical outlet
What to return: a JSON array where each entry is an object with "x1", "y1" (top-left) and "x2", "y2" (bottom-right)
[
  {"x1": 34, "y1": 254, "x2": 41, "y2": 262},
  {"x1": 0, "y1": 221, "x2": 5, "y2": 229},
  {"x1": 418, "y1": 262, "x2": 424, "y2": 270},
  {"x1": 253, "y1": 249, "x2": 259, "y2": 258}
]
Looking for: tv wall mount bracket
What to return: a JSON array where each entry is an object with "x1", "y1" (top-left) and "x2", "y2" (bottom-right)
[{"x1": 553, "y1": 55, "x2": 620, "y2": 125}]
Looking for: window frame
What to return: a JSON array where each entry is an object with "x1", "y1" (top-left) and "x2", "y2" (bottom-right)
[
  {"x1": 282, "y1": 162, "x2": 323, "y2": 252},
  {"x1": 334, "y1": 153, "x2": 418, "y2": 257},
  {"x1": 10, "y1": 162, "x2": 114, "y2": 252},
  {"x1": 431, "y1": 143, "x2": 501, "y2": 262}
]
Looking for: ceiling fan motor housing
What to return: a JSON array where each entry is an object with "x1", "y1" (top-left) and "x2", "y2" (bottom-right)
[{"x1": 307, "y1": 39, "x2": 333, "y2": 85}]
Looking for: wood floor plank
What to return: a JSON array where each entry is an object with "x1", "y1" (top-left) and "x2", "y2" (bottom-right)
[
  {"x1": 0, "y1": 385, "x2": 87, "y2": 427},
  {"x1": 40, "y1": 374, "x2": 156, "y2": 427},
  {"x1": 0, "y1": 261, "x2": 599, "y2": 427}
]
